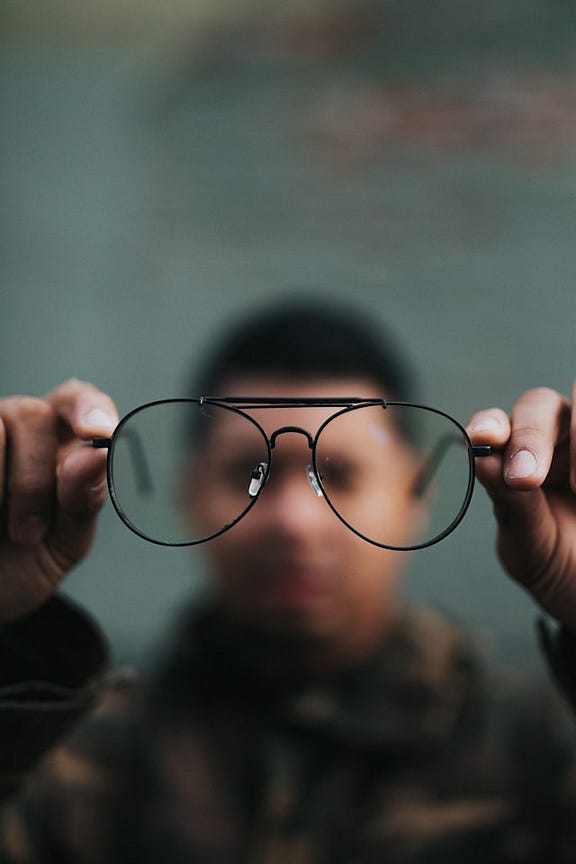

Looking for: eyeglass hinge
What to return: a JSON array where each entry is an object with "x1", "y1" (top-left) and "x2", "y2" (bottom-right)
[
  {"x1": 92, "y1": 437, "x2": 112, "y2": 449},
  {"x1": 472, "y1": 445, "x2": 492, "y2": 457}
]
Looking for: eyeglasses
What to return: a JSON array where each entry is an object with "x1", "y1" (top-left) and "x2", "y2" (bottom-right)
[{"x1": 92, "y1": 397, "x2": 491, "y2": 550}]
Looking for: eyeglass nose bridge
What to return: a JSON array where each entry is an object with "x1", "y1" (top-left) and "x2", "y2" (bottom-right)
[
  {"x1": 266, "y1": 426, "x2": 324, "y2": 498},
  {"x1": 269, "y1": 425, "x2": 314, "y2": 449}
]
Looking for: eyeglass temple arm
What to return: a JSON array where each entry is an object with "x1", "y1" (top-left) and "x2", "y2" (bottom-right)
[{"x1": 92, "y1": 432, "x2": 154, "y2": 494}]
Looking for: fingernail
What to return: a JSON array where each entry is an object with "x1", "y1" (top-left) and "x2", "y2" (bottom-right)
[
  {"x1": 506, "y1": 449, "x2": 537, "y2": 480},
  {"x1": 467, "y1": 415, "x2": 502, "y2": 434},
  {"x1": 83, "y1": 408, "x2": 116, "y2": 433},
  {"x1": 12, "y1": 516, "x2": 48, "y2": 545}
]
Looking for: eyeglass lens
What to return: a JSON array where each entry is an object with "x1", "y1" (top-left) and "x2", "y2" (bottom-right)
[{"x1": 107, "y1": 400, "x2": 474, "y2": 549}]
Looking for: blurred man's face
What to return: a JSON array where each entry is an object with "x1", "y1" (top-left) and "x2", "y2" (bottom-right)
[{"x1": 185, "y1": 378, "x2": 423, "y2": 661}]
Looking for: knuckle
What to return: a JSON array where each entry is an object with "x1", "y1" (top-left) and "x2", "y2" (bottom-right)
[
  {"x1": 5, "y1": 480, "x2": 54, "y2": 536},
  {"x1": 3, "y1": 395, "x2": 55, "y2": 427},
  {"x1": 54, "y1": 377, "x2": 95, "y2": 398},
  {"x1": 511, "y1": 422, "x2": 544, "y2": 439},
  {"x1": 86, "y1": 481, "x2": 107, "y2": 515},
  {"x1": 7, "y1": 455, "x2": 55, "y2": 494},
  {"x1": 19, "y1": 397, "x2": 54, "y2": 424},
  {"x1": 54, "y1": 377, "x2": 82, "y2": 391},
  {"x1": 0, "y1": 398, "x2": 58, "y2": 508},
  {"x1": 513, "y1": 386, "x2": 559, "y2": 411},
  {"x1": 60, "y1": 377, "x2": 90, "y2": 398},
  {"x1": 530, "y1": 385, "x2": 558, "y2": 400},
  {"x1": 515, "y1": 386, "x2": 562, "y2": 415},
  {"x1": 507, "y1": 419, "x2": 546, "y2": 449},
  {"x1": 7, "y1": 476, "x2": 51, "y2": 504}
]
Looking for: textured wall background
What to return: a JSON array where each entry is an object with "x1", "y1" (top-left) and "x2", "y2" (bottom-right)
[{"x1": 2, "y1": 0, "x2": 576, "y2": 668}]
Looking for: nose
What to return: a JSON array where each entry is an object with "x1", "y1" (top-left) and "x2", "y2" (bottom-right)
[
  {"x1": 254, "y1": 433, "x2": 329, "y2": 536},
  {"x1": 257, "y1": 468, "x2": 330, "y2": 537}
]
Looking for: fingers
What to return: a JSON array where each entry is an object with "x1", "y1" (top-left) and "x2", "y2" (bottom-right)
[
  {"x1": 468, "y1": 387, "x2": 571, "y2": 492},
  {"x1": 504, "y1": 386, "x2": 569, "y2": 488},
  {"x1": 466, "y1": 386, "x2": 574, "y2": 601},
  {"x1": 466, "y1": 407, "x2": 510, "y2": 447},
  {"x1": 49, "y1": 379, "x2": 119, "y2": 528},
  {"x1": 45, "y1": 378, "x2": 118, "y2": 439},
  {"x1": 0, "y1": 397, "x2": 59, "y2": 544},
  {"x1": 0, "y1": 380, "x2": 118, "y2": 547},
  {"x1": 57, "y1": 445, "x2": 109, "y2": 517},
  {"x1": 46, "y1": 445, "x2": 110, "y2": 575}
]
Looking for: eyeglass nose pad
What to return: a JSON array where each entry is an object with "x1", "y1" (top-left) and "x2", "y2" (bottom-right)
[
  {"x1": 306, "y1": 464, "x2": 324, "y2": 497},
  {"x1": 248, "y1": 462, "x2": 268, "y2": 498}
]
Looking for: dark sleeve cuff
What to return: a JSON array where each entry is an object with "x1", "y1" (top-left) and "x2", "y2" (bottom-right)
[
  {"x1": 0, "y1": 593, "x2": 108, "y2": 689},
  {"x1": 538, "y1": 617, "x2": 576, "y2": 712},
  {"x1": 0, "y1": 595, "x2": 109, "y2": 799}
]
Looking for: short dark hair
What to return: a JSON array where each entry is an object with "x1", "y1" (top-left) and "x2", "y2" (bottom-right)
[{"x1": 191, "y1": 296, "x2": 416, "y2": 401}]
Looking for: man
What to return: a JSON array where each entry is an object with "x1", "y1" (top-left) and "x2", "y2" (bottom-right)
[{"x1": 1, "y1": 298, "x2": 576, "y2": 863}]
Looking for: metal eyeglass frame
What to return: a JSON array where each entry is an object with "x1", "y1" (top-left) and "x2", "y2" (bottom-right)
[{"x1": 92, "y1": 396, "x2": 492, "y2": 550}]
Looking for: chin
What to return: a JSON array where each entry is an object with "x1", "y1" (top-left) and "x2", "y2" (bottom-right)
[{"x1": 250, "y1": 601, "x2": 338, "y2": 642}]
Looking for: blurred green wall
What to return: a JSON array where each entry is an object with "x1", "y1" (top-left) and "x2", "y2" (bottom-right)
[{"x1": 2, "y1": 0, "x2": 576, "y2": 667}]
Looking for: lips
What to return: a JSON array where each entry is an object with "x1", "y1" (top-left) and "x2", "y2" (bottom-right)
[{"x1": 245, "y1": 562, "x2": 334, "y2": 609}]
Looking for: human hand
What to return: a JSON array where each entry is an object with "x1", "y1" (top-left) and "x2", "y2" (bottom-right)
[
  {"x1": 0, "y1": 379, "x2": 118, "y2": 623},
  {"x1": 467, "y1": 384, "x2": 576, "y2": 629}
]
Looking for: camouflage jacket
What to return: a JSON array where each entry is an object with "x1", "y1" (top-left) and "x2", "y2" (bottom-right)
[{"x1": 1, "y1": 594, "x2": 576, "y2": 864}]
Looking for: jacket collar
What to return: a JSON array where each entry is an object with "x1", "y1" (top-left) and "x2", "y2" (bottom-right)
[{"x1": 155, "y1": 604, "x2": 485, "y2": 753}]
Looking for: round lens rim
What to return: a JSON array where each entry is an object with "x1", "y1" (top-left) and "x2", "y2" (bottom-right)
[
  {"x1": 311, "y1": 401, "x2": 476, "y2": 551},
  {"x1": 106, "y1": 398, "x2": 272, "y2": 547}
]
